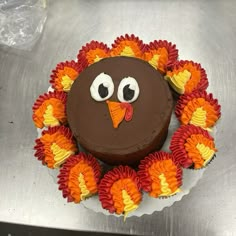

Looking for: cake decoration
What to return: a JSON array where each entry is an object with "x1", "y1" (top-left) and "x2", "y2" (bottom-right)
[
  {"x1": 90, "y1": 72, "x2": 115, "y2": 101},
  {"x1": 58, "y1": 153, "x2": 101, "y2": 203},
  {"x1": 34, "y1": 126, "x2": 77, "y2": 168},
  {"x1": 77, "y1": 41, "x2": 110, "y2": 69},
  {"x1": 165, "y1": 60, "x2": 208, "y2": 95},
  {"x1": 117, "y1": 76, "x2": 140, "y2": 103},
  {"x1": 170, "y1": 124, "x2": 217, "y2": 169},
  {"x1": 49, "y1": 60, "x2": 81, "y2": 92},
  {"x1": 98, "y1": 165, "x2": 142, "y2": 218},
  {"x1": 175, "y1": 91, "x2": 221, "y2": 129},
  {"x1": 138, "y1": 151, "x2": 182, "y2": 198},
  {"x1": 32, "y1": 34, "x2": 222, "y2": 217},
  {"x1": 106, "y1": 100, "x2": 133, "y2": 128},
  {"x1": 143, "y1": 40, "x2": 178, "y2": 73},
  {"x1": 32, "y1": 91, "x2": 67, "y2": 128},
  {"x1": 110, "y1": 34, "x2": 145, "y2": 58}
]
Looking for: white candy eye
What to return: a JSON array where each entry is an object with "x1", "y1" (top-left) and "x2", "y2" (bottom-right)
[
  {"x1": 117, "y1": 77, "x2": 140, "y2": 103},
  {"x1": 90, "y1": 72, "x2": 114, "y2": 101}
]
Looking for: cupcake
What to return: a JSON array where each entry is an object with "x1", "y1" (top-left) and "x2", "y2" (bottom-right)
[
  {"x1": 170, "y1": 124, "x2": 217, "y2": 169},
  {"x1": 138, "y1": 151, "x2": 182, "y2": 198},
  {"x1": 175, "y1": 90, "x2": 221, "y2": 129},
  {"x1": 143, "y1": 40, "x2": 178, "y2": 74},
  {"x1": 165, "y1": 60, "x2": 208, "y2": 95},
  {"x1": 77, "y1": 41, "x2": 110, "y2": 69},
  {"x1": 32, "y1": 90, "x2": 67, "y2": 128},
  {"x1": 50, "y1": 60, "x2": 81, "y2": 92},
  {"x1": 98, "y1": 165, "x2": 142, "y2": 218},
  {"x1": 110, "y1": 34, "x2": 145, "y2": 58},
  {"x1": 57, "y1": 153, "x2": 101, "y2": 203},
  {"x1": 34, "y1": 126, "x2": 77, "y2": 168}
]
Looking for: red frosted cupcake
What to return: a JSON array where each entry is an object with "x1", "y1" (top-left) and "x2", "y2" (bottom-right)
[
  {"x1": 143, "y1": 40, "x2": 178, "y2": 73},
  {"x1": 98, "y1": 165, "x2": 142, "y2": 218},
  {"x1": 110, "y1": 34, "x2": 145, "y2": 58},
  {"x1": 32, "y1": 90, "x2": 67, "y2": 128},
  {"x1": 58, "y1": 153, "x2": 101, "y2": 203},
  {"x1": 170, "y1": 124, "x2": 217, "y2": 169},
  {"x1": 138, "y1": 151, "x2": 182, "y2": 198},
  {"x1": 165, "y1": 60, "x2": 208, "y2": 95},
  {"x1": 34, "y1": 126, "x2": 77, "y2": 168},
  {"x1": 77, "y1": 41, "x2": 110, "y2": 69},
  {"x1": 175, "y1": 91, "x2": 221, "y2": 129},
  {"x1": 50, "y1": 60, "x2": 81, "y2": 92}
]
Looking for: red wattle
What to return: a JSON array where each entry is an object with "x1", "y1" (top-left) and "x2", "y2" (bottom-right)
[{"x1": 120, "y1": 103, "x2": 133, "y2": 121}]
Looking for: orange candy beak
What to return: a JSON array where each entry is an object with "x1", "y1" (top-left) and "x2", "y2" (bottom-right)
[{"x1": 106, "y1": 100, "x2": 133, "y2": 128}]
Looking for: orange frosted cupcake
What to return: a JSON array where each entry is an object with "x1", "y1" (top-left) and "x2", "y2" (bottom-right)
[
  {"x1": 50, "y1": 60, "x2": 81, "y2": 92},
  {"x1": 77, "y1": 41, "x2": 110, "y2": 69},
  {"x1": 165, "y1": 60, "x2": 208, "y2": 95},
  {"x1": 170, "y1": 124, "x2": 217, "y2": 169},
  {"x1": 34, "y1": 126, "x2": 77, "y2": 168},
  {"x1": 138, "y1": 151, "x2": 182, "y2": 198},
  {"x1": 143, "y1": 40, "x2": 178, "y2": 74},
  {"x1": 57, "y1": 153, "x2": 101, "y2": 203},
  {"x1": 110, "y1": 34, "x2": 145, "y2": 58},
  {"x1": 98, "y1": 166, "x2": 142, "y2": 217},
  {"x1": 32, "y1": 90, "x2": 67, "y2": 128},
  {"x1": 175, "y1": 91, "x2": 221, "y2": 129}
]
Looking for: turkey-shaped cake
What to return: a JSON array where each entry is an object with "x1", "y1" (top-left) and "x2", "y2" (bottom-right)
[{"x1": 32, "y1": 34, "x2": 221, "y2": 217}]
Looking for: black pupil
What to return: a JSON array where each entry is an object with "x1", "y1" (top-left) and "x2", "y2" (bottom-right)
[
  {"x1": 98, "y1": 83, "x2": 108, "y2": 98},
  {"x1": 123, "y1": 84, "x2": 135, "y2": 101}
]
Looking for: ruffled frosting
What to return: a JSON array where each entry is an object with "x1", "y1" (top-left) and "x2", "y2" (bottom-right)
[
  {"x1": 175, "y1": 91, "x2": 221, "y2": 129},
  {"x1": 110, "y1": 34, "x2": 145, "y2": 58},
  {"x1": 57, "y1": 153, "x2": 101, "y2": 203},
  {"x1": 32, "y1": 91, "x2": 67, "y2": 128},
  {"x1": 50, "y1": 60, "x2": 81, "y2": 92},
  {"x1": 98, "y1": 165, "x2": 142, "y2": 217},
  {"x1": 170, "y1": 124, "x2": 217, "y2": 169},
  {"x1": 143, "y1": 40, "x2": 178, "y2": 73},
  {"x1": 34, "y1": 126, "x2": 77, "y2": 168},
  {"x1": 138, "y1": 151, "x2": 182, "y2": 198},
  {"x1": 77, "y1": 41, "x2": 110, "y2": 69},
  {"x1": 165, "y1": 60, "x2": 208, "y2": 94}
]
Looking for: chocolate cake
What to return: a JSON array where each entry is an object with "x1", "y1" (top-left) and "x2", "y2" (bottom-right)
[{"x1": 67, "y1": 56, "x2": 173, "y2": 165}]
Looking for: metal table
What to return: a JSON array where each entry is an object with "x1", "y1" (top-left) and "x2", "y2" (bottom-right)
[{"x1": 0, "y1": 0, "x2": 235, "y2": 235}]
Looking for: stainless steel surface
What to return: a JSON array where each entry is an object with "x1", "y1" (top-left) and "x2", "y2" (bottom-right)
[{"x1": 0, "y1": 0, "x2": 235, "y2": 235}]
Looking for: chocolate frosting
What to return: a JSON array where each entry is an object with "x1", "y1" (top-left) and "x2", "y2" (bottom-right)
[{"x1": 67, "y1": 56, "x2": 173, "y2": 165}]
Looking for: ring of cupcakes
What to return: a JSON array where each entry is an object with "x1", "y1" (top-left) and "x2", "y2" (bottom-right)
[
  {"x1": 34, "y1": 126, "x2": 77, "y2": 168},
  {"x1": 98, "y1": 166, "x2": 142, "y2": 218},
  {"x1": 175, "y1": 91, "x2": 221, "y2": 129},
  {"x1": 110, "y1": 34, "x2": 145, "y2": 58},
  {"x1": 138, "y1": 151, "x2": 182, "y2": 198},
  {"x1": 170, "y1": 124, "x2": 217, "y2": 169},
  {"x1": 58, "y1": 153, "x2": 101, "y2": 203},
  {"x1": 165, "y1": 60, "x2": 208, "y2": 95},
  {"x1": 143, "y1": 40, "x2": 178, "y2": 74},
  {"x1": 49, "y1": 60, "x2": 81, "y2": 92},
  {"x1": 32, "y1": 34, "x2": 222, "y2": 216},
  {"x1": 32, "y1": 90, "x2": 67, "y2": 128},
  {"x1": 77, "y1": 41, "x2": 111, "y2": 69}
]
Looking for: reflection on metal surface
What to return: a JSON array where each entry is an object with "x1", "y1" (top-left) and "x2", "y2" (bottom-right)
[{"x1": 0, "y1": 0, "x2": 236, "y2": 235}]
